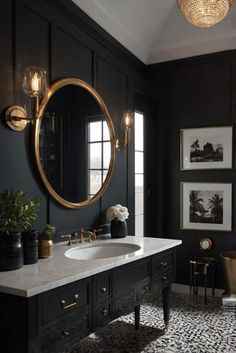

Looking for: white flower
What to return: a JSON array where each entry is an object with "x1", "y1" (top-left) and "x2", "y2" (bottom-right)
[{"x1": 106, "y1": 204, "x2": 129, "y2": 222}]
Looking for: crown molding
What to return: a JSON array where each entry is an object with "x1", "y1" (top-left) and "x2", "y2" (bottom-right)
[
  {"x1": 148, "y1": 30, "x2": 236, "y2": 65},
  {"x1": 42, "y1": 0, "x2": 145, "y2": 72}
]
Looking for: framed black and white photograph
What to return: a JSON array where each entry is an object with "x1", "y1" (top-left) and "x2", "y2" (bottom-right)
[
  {"x1": 180, "y1": 126, "x2": 233, "y2": 170},
  {"x1": 180, "y1": 182, "x2": 232, "y2": 231}
]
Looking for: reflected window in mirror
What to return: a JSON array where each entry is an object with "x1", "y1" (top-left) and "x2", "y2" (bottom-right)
[{"x1": 87, "y1": 116, "x2": 111, "y2": 198}]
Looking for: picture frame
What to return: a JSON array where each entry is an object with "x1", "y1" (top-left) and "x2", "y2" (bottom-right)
[
  {"x1": 180, "y1": 126, "x2": 233, "y2": 170},
  {"x1": 180, "y1": 182, "x2": 232, "y2": 231}
]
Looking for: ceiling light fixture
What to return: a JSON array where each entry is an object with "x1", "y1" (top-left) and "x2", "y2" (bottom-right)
[{"x1": 177, "y1": 0, "x2": 233, "y2": 28}]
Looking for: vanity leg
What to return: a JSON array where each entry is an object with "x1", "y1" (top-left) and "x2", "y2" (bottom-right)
[
  {"x1": 134, "y1": 305, "x2": 140, "y2": 330},
  {"x1": 162, "y1": 284, "x2": 171, "y2": 331}
]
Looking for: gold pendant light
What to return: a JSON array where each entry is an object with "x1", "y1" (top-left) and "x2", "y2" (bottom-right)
[{"x1": 177, "y1": 0, "x2": 233, "y2": 28}]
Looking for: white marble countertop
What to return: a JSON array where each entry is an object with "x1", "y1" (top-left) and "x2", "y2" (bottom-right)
[{"x1": 0, "y1": 236, "x2": 182, "y2": 297}]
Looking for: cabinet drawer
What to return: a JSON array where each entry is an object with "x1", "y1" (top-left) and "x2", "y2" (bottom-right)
[
  {"x1": 152, "y1": 271, "x2": 175, "y2": 289},
  {"x1": 93, "y1": 270, "x2": 111, "y2": 302},
  {"x1": 38, "y1": 278, "x2": 91, "y2": 325},
  {"x1": 37, "y1": 312, "x2": 90, "y2": 353},
  {"x1": 152, "y1": 250, "x2": 174, "y2": 274},
  {"x1": 113, "y1": 259, "x2": 150, "y2": 293},
  {"x1": 93, "y1": 299, "x2": 112, "y2": 330}
]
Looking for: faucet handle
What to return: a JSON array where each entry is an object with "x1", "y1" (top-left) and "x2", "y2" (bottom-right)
[
  {"x1": 61, "y1": 233, "x2": 72, "y2": 245},
  {"x1": 91, "y1": 228, "x2": 102, "y2": 241}
]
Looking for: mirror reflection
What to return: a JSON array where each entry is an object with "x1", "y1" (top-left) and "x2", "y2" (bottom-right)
[{"x1": 37, "y1": 82, "x2": 114, "y2": 206}]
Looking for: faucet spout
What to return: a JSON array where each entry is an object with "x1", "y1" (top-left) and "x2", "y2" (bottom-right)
[{"x1": 79, "y1": 228, "x2": 93, "y2": 244}]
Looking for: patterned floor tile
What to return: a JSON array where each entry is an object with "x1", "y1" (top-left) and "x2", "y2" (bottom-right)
[{"x1": 65, "y1": 292, "x2": 236, "y2": 353}]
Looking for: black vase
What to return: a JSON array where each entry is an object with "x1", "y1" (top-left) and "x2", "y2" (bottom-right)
[
  {"x1": 22, "y1": 230, "x2": 39, "y2": 265},
  {"x1": 110, "y1": 219, "x2": 127, "y2": 238},
  {"x1": 0, "y1": 232, "x2": 23, "y2": 271}
]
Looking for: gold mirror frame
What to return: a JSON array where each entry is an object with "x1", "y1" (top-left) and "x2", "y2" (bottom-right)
[{"x1": 34, "y1": 78, "x2": 116, "y2": 209}]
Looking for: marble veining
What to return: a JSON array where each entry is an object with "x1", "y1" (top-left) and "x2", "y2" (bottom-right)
[{"x1": 0, "y1": 236, "x2": 181, "y2": 297}]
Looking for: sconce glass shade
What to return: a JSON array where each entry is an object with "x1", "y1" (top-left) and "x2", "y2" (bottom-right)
[
  {"x1": 22, "y1": 66, "x2": 48, "y2": 98},
  {"x1": 122, "y1": 110, "x2": 134, "y2": 131},
  {"x1": 177, "y1": 0, "x2": 233, "y2": 28},
  {"x1": 122, "y1": 110, "x2": 134, "y2": 146}
]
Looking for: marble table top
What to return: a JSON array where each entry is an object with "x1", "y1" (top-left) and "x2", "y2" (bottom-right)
[{"x1": 0, "y1": 236, "x2": 182, "y2": 297}]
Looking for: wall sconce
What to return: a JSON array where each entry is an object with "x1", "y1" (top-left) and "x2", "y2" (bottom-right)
[
  {"x1": 5, "y1": 66, "x2": 48, "y2": 131},
  {"x1": 115, "y1": 110, "x2": 134, "y2": 151},
  {"x1": 123, "y1": 109, "x2": 134, "y2": 146}
]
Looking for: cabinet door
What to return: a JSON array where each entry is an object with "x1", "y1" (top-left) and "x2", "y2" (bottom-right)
[{"x1": 113, "y1": 259, "x2": 150, "y2": 317}]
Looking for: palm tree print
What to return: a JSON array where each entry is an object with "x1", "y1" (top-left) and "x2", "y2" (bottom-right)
[
  {"x1": 208, "y1": 194, "x2": 223, "y2": 224},
  {"x1": 189, "y1": 190, "x2": 205, "y2": 222}
]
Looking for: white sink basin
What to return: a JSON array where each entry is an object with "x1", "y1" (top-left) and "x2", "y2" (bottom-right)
[{"x1": 64, "y1": 242, "x2": 141, "y2": 260}]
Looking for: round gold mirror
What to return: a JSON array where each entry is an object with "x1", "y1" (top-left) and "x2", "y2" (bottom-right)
[{"x1": 34, "y1": 78, "x2": 116, "y2": 209}]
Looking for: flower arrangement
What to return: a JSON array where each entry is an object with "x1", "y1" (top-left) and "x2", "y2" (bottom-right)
[{"x1": 106, "y1": 204, "x2": 129, "y2": 222}]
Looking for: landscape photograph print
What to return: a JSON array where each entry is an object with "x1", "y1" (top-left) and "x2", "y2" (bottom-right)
[
  {"x1": 180, "y1": 126, "x2": 232, "y2": 170},
  {"x1": 190, "y1": 190, "x2": 223, "y2": 224},
  {"x1": 190, "y1": 137, "x2": 223, "y2": 163},
  {"x1": 181, "y1": 182, "x2": 232, "y2": 231}
]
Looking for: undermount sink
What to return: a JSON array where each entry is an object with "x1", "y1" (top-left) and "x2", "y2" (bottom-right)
[{"x1": 64, "y1": 242, "x2": 141, "y2": 260}]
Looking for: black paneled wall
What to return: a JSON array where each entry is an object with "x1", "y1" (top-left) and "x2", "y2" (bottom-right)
[
  {"x1": 148, "y1": 51, "x2": 236, "y2": 288},
  {"x1": 0, "y1": 0, "x2": 149, "y2": 239}
]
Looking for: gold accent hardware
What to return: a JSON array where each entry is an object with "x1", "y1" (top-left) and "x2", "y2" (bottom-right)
[
  {"x1": 5, "y1": 66, "x2": 47, "y2": 131},
  {"x1": 5, "y1": 105, "x2": 28, "y2": 131},
  {"x1": 115, "y1": 138, "x2": 120, "y2": 151},
  {"x1": 61, "y1": 233, "x2": 72, "y2": 245},
  {"x1": 100, "y1": 287, "x2": 107, "y2": 293},
  {"x1": 91, "y1": 228, "x2": 102, "y2": 241},
  {"x1": 79, "y1": 228, "x2": 93, "y2": 244},
  {"x1": 60, "y1": 293, "x2": 79, "y2": 309},
  {"x1": 62, "y1": 331, "x2": 71, "y2": 337},
  {"x1": 160, "y1": 262, "x2": 168, "y2": 267},
  {"x1": 34, "y1": 78, "x2": 116, "y2": 209},
  {"x1": 101, "y1": 308, "x2": 108, "y2": 317},
  {"x1": 164, "y1": 320, "x2": 169, "y2": 331}
]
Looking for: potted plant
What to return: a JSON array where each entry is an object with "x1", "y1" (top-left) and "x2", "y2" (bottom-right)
[
  {"x1": 106, "y1": 204, "x2": 129, "y2": 238},
  {"x1": 0, "y1": 190, "x2": 25, "y2": 271},
  {"x1": 21, "y1": 196, "x2": 40, "y2": 265},
  {"x1": 39, "y1": 224, "x2": 56, "y2": 258}
]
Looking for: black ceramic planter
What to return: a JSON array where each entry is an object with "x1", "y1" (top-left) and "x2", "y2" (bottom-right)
[
  {"x1": 110, "y1": 219, "x2": 127, "y2": 238},
  {"x1": 0, "y1": 232, "x2": 23, "y2": 271},
  {"x1": 22, "y1": 230, "x2": 39, "y2": 265}
]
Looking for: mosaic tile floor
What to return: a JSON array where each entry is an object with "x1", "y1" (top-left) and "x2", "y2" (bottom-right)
[{"x1": 66, "y1": 292, "x2": 236, "y2": 353}]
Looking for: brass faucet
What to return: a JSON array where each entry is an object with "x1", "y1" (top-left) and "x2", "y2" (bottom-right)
[
  {"x1": 79, "y1": 228, "x2": 103, "y2": 243},
  {"x1": 61, "y1": 228, "x2": 103, "y2": 245},
  {"x1": 79, "y1": 229, "x2": 93, "y2": 244}
]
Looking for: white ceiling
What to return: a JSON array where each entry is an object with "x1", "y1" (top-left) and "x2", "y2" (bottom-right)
[{"x1": 72, "y1": 0, "x2": 236, "y2": 64}]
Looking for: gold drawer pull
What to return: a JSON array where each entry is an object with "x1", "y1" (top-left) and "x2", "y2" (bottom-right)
[
  {"x1": 160, "y1": 262, "x2": 168, "y2": 267},
  {"x1": 63, "y1": 330, "x2": 71, "y2": 337},
  {"x1": 60, "y1": 293, "x2": 79, "y2": 310},
  {"x1": 100, "y1": 287, "x2": 107, "y2": 293},
  {"x1": 101, "y1": 308, "x2": 108, "y2": 317}
]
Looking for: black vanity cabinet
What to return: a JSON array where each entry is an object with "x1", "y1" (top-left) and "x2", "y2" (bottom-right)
[{"x1": 0, "y1": 249, "x2": 176, "y2": 353}]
